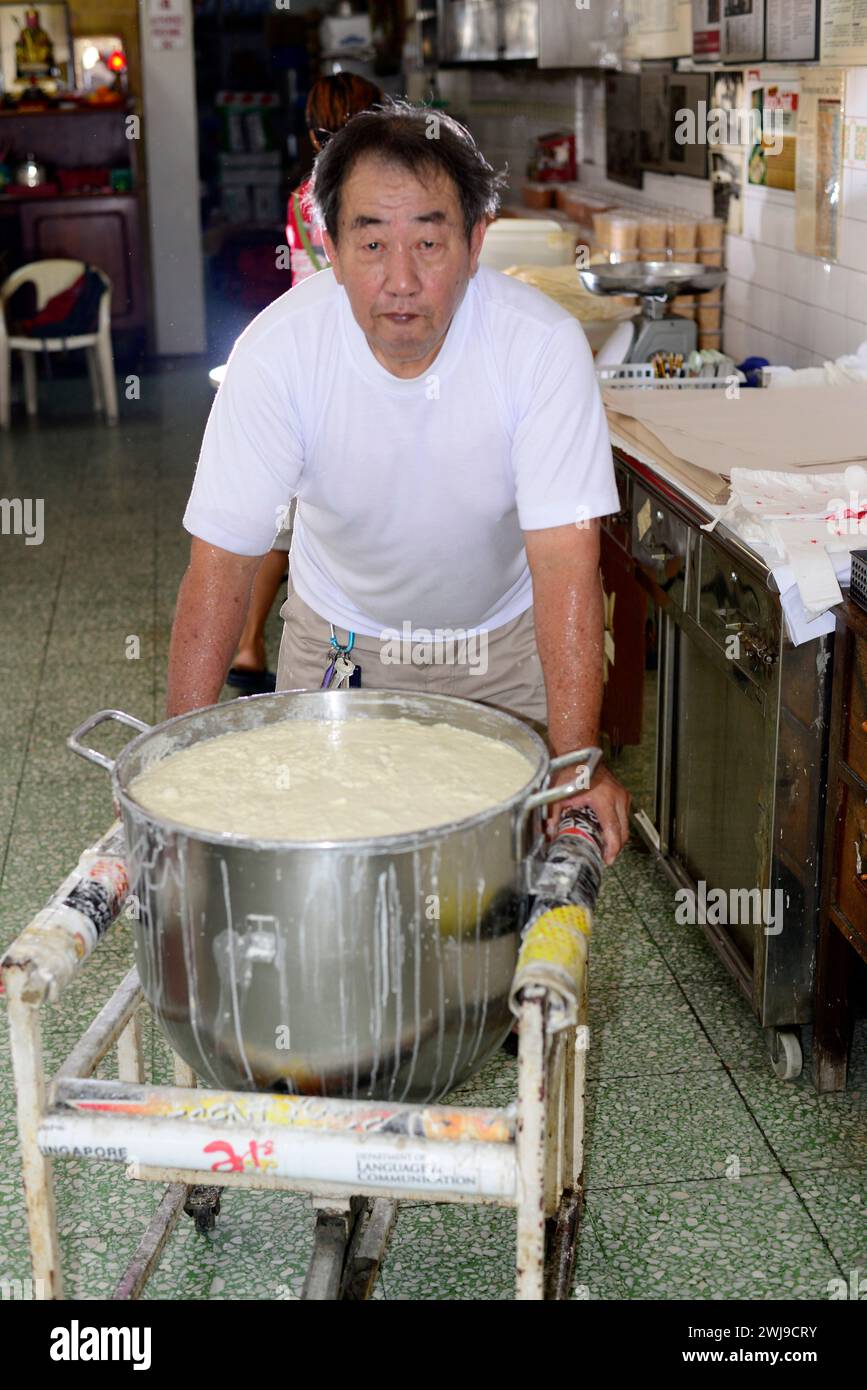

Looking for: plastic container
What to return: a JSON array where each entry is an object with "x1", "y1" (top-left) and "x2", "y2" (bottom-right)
[
  {"x1": 522, "y1": 181, "x2": 557, "y2": 210},
  {"x1": 639, "y1": 214, "x2": 668, "y2": 250},
  {"x1": 697, "y1": 215, "x2": 725, "y2": 249},
  {"x1": 479, "y1": 218, "x2": 579, "y2": 271},
  {"x1": 668, "y1": 213, "x2": 697, "y2": 252},
  {"x1": 555, "y1": 181, "x2": 581, "y2": 212},
  {"x1": 593, "y1": 210, "x2": 640, "y2": 262}
]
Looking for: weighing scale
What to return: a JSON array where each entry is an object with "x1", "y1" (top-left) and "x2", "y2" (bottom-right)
[{"x1": 579, "y1": 261, "x2": 727, "y2": 365}]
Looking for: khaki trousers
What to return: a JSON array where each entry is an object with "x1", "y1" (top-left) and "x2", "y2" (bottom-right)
[{"x1": 276, "y1": 575, "x2": 548, "y2": 732}]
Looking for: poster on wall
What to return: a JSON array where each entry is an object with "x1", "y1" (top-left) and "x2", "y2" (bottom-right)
[
  {"x1": 745, "y1": 69, "x2": 799, "y2": 191},
  {"x1": 820, "y1": 0, "x2": 867, "y2": 65},
  {"x1": 710, "y1": 70, "x2": 746, "y2": 234},
  {"x1": 766, "y1": 0, "x2": 819, "y2": 62},
  {"x1": 723, "y1": 0, "x2": 765, "y2": 63},
  {"x1": 625, "y1": 0, "x2": 693, "y2": 60},
  {"x1": 796, "y1": 68, "x2": 846, "y2": 261},
  {"x1": 693, "y1": 0, "x2": 722, "y2": 60},
  {"x1": 149, "y1": 0, "x2": 187, "y2": 52}
]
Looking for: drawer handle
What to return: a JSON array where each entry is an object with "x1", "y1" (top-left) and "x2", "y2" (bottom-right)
[
  {"x1": 714, "y1": 605, "x2": 747, "y2": 632},
  {"x1": 853, "y1": 834, "x2": 867, "y2": 896},
  {"x1": 741, "y1": 632, "x2": 777, "y2": 668}
]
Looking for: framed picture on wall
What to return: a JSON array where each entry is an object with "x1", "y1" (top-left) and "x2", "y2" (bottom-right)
[{"x1": 0, "y1": 2, "x2": 73, "y2": 96}]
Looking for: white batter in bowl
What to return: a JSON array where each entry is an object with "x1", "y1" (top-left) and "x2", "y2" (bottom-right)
[{"x1": 129, "y1": 716, "x2": 534, "y2": 841}]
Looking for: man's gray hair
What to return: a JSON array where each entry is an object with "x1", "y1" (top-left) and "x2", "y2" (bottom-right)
[{"x1": 310, "y1": 98, "x2": 507, "y2": 243}]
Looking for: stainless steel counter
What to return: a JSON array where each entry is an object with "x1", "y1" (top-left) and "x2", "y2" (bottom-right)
[{"x1": 601, "y1": 446, "x2": 833, "y2": 1078}]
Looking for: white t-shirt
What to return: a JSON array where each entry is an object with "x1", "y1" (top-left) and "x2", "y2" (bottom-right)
[{"x1": 184, "y1": 264, "x2": 618, "y2": 637}]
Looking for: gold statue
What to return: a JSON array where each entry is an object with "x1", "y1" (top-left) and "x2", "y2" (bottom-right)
[{"x1": 14, "y1": 8, "x2": 59, "y2": 96}]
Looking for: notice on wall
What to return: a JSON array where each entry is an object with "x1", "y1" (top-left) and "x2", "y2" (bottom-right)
[
  {"x1": 723, "y1": 0, "x2": 766, "y2": 63},
  {"x1": 625, "y1": 0, "x2": 693, "y2": 60},
  {"x1": 746, "y1": 71, "x2": 799, "y2": 191},
  {"x1": 149, "y1": 0, "x2": 187, "y2": 52},
  {"x1": 693, "y1": 0, "x2": 722, "y2": 60},
  {"x1": 796, "y1": 69, "x2": 846, "y2": 261},
  {"x1": 766, "y1": 0, "x2": 819, "y2": 61},
  {"x1": 821, "y1": 0, "x2": 867, "y2": 65}
]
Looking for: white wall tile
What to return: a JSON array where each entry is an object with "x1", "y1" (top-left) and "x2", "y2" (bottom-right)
[
  {"x1": 843, "y1": 167, "x2": 867, "y2": 223},
  {"x1": 753, "y1": 285, "x2": 781, "y2": 336},
  {"x1": 845, "y1": 67, "x2": 867, "y2": 112},
  {"x1": 842, "y1": 318, "x2": 867, "y2": 355},
  {"x1": 847, "y1": 270, "x2": 867, "y2": 327},
  {"x1": 742, "y1": 196, "x2": 765, "y2": 242},
  {"x1": 725, "y1": 276, "x2": 751, "y2": 320},
  {"x1": 823, "y1": 261, "x2": 850, "y2": 316},
  {"x1": 779, "y1": 295, "x2": 814, "y2": 345},
  {"x1": 785, "y1": 254, "x2": 814, "y2": 306},
  {"x1": 812, "y1": 308, "x2": 851, "y2": 360},
  {"x1": 840, "y1": 217, "x2": 867, "y2": 274},
  {"x1": 722, "y1": 315, "x2": 748, "y2": 361},
  {"x1": 726, "y1": 235, "x2": 756, "y2": 280}
]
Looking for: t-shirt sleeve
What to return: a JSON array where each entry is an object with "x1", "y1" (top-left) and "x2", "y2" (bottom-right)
[
  {"x1": 511, "y1": 316, "x2": 619, "y2": 531},
  {"x1": 183, "y1": 340, "x2": 304, "y2": 555}
]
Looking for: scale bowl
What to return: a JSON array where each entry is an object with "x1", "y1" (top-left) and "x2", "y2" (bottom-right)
[{"x1": 579, "y1": 261, "x2": 727, "y2": 301}]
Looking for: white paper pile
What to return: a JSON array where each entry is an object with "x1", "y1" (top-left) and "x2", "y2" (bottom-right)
[{"x1": 705, "y1": 465, "x2": 867, "y2": 634}]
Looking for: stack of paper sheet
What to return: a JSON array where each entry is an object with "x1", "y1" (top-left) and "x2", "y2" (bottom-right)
[{"x1": 603, "y1": 384, "x2": 867, "y2": 505}]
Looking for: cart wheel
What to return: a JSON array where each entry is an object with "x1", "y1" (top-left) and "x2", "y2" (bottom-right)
[
  {"x1": 767, "y1": 1029, "x2": 802, "y2": 1081},
  {"x1": 184, "y1": 1185, "x2": 223, "y2": 1235}
]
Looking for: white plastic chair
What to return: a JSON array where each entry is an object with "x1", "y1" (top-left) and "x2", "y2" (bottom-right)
[{"x1": 0, "y1": 259, "x2": 119, "y2": 429}]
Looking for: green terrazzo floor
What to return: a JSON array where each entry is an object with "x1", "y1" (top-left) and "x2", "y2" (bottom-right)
[{"x1": 1, "y1": 365, "x2": 865, "y2": 1301}]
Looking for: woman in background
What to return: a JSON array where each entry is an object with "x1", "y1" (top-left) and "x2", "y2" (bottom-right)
[
  {"x1": 227, "y1": 71, "x2": 384, "y2": 693},
  {"x1": 286, "y1": 71, "x2": 384, "y2": 285}
]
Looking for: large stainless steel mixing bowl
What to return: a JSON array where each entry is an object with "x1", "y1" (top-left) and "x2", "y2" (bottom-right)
[{"x1": 69, "y1": 691, "x2": 597, "y2": 1103}]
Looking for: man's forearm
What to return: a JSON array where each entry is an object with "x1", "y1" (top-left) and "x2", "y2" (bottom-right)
[
  {"x1": 524, "y1": 520, "x2": 605, "y2": 759},
  {"x1": 165, "y1": 544, "x2": 263, "y2": 718},
  {"x1": 525, "y1": 522, "x2": 628, "y2": 861},
  {"x1": 533, "y1": 568, "x2": 604, "y2": 759}
]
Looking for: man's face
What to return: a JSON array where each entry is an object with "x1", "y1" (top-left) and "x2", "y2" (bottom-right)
[{"x1": 322, "y1": 154, "x2": 487, "y2": 379}]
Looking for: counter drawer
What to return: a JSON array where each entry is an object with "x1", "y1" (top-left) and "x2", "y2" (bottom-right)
[
  {"x1": 631, "y1": 485, "x2": 688, "y2": 608},
  {"x1": 696, "y1": 535, "x2": 780, "y2": 680},
  {"x1": 843, "y1": 633, "x2": 867, "y2": 786},
  {"x1": 836, "y1": 781, "x2": 867, "y2": 946}
]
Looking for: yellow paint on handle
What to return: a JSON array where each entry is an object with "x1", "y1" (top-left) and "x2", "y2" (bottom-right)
[{"x1": 517, "y1": 904, "x2": 592, "y2": 981}]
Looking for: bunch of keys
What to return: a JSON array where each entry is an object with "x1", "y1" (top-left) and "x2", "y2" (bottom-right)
[{"x1": 321, "y1": 626, "x2": 362, "y2": 689}]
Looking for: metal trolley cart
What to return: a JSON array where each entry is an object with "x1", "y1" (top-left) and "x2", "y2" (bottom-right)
[{"x1": 2, "y1": 721, "x2": 602, "y2": 1301}]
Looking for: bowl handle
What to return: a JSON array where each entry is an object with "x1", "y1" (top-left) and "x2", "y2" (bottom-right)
[
  {"x1": 67, "y1": 709, "x2": 152, "y2": 775},
  {"x1": 515, "y1": 745, "x2": 602, "y2": 862}
]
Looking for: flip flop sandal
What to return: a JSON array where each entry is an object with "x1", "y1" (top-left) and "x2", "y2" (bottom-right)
[{"x1": 225, "y1": 666, "x2": 277, "y2": 694}]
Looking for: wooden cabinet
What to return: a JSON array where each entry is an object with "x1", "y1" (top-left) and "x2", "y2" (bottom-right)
[
  {"x1": 17, "y1": 194, "x2": 145, "y2": 335},
  {"x1": 814, "y1": 598, "x2": 867, "y2": 1091},
  {"x1": 0, "y1": 107, "x2": 146, "y2": 343}
]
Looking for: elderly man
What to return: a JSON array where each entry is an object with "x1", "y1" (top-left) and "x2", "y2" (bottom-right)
[{"x1": 169, "y1": 102, "x2": 630, "y2": 861}]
